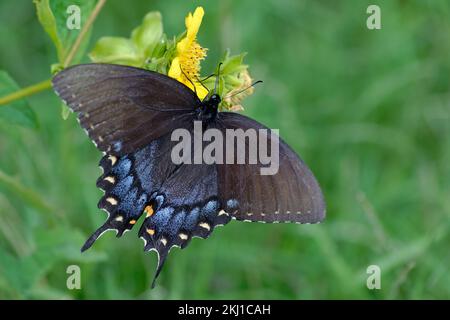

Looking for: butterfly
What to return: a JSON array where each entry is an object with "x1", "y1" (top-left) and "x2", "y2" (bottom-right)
[{"x1": 52, "y1": 63, "x2": 326, "y2": 287}]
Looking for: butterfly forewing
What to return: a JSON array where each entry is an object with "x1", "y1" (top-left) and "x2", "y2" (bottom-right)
[{"x1": 52, "y1": 63, "x2": 200, "y2": 155}]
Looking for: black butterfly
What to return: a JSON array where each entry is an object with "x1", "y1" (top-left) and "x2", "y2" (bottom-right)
[{"x1": 52, "y1": 63, "x2": 325, "y2": 287}]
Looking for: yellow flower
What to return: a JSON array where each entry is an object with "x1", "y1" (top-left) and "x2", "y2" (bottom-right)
[{"x1": 168, "y1": 7, "x2": 208, "y2": 99}]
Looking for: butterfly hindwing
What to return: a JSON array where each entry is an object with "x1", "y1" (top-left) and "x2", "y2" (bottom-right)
[
  {"x1": 82, "y1": 128, "x2": 232, "y2": 286},
  {"x1": 137, "y1": 145, "x2": 232, "y2": 286},
  {"x1": 216, "y1": 112, "x2": 326, "y2": 224},
  {"x1": 52, "y1": 63, "x2": 200, "y2": 155}
]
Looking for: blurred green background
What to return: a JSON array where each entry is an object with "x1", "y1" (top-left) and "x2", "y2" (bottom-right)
[{"x1": 0, "y1": 0, "x2": 449, "y2": 299}]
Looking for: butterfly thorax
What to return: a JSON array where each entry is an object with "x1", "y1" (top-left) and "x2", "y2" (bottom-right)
[{"x1": 197, "y1": 94, "x2": 220, "y2": 122}]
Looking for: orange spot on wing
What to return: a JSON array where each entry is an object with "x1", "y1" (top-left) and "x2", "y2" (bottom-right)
[{"x1": 144, "y1": 205, "x2": 154, "y2": 217}]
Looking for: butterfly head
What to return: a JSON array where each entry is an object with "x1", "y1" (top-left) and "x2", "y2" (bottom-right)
[
  {"x1": 208, "y1": 93, "x2": 221, "y2": 106},
  {"x1": 197, "y1": 93, "x2": 221, "y2": 122}
]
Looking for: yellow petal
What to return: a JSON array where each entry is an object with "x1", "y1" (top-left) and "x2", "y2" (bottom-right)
[
  {"x1": 176, "y1": 37, "x2": 189, "y2": 54},
  {"x1": 186, "y1": 7, "x2": 204, "y2": 41},
  {"x1": 178, "y1": 79, "x2": 208, "y2": 100},
  {"x1": 168, "y1": 57, "x2": 181, "y2": 78},
  {"x1": 168, "y1": 6, "x2": 207, "y2": 100},
  {"x1": 195, "y1": 84, "x2": 208, "y2": 100}
]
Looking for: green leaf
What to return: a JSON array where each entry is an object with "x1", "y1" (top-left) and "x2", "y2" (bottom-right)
[
  {"x1": 222, "y1": 51, "x2": 248, "y2": 75},
  {"x1": 34, "y1": 0, "x2": 96, "y2": 64},
  {"x1": 89, "y1": 37, "x2": 141, "y2": 66},
  {"x1": 35, "y1": 0, "x2": 96, "y2": 120},
  {"x1": 89, "y1": 11, "x2": 164, "y2": 68},
  {"x1": 0, "y1": 71, "x2": 38, "y2": 128},
  {"x1": 131, "y1": 11, "x2": 164, "y2": 58},
  {"x1": 50, "y1": 0, "x2": 96, "y2": 61},
  {"x1": 34, "y1": 0, "x2": 64, "y2": 61}
]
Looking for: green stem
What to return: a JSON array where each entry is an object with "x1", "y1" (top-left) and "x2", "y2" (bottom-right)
[
  {"x1": 0, "y1": 79, "x2": 52, "y2": 106},
  {"x1": 63, "y1": 0, "x2": 107, "y2": 67}
]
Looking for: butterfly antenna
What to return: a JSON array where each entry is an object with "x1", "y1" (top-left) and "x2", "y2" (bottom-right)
[
  {"x1": 199, "y1": 73, "x2": 215, "y2": 82},
  {"x1": 214, "y1": 62, "x2": 223, "y2": 94},
  {"x1": 195, "y1": 73, "x2": 220, "y2": 98},
  {"x1": 194, "y1": 75, "x2": 210, "y2": 96},
  {"x1": 224, "y1": 80, "x2": 263, "y2": 100}
]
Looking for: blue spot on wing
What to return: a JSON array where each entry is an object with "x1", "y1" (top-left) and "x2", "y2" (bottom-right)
[
  {"x1": 137, "y1": 193, "x2": 148, "y2": 207},
  {"x1": 113, "y1": 141, "x2": 122, "y2": 152},
  {"x1": 118, "y1": 187, "x2": 143, "y2": 218},
  {"x1": 112, "y1": 174, "x2": 133, "y2": 196},
  {"x1": 184, "y1": 207, "x2": 200, "y2": 231},
  {"x1": 226, "y1": 199, "x2": 238, "y2": 210},
  {"x1": 151, "y1": 207, "x2": 174, "y2": 232},
  {"x1": 112, "y1": 157, "x2": 131, "y2": 179},
  {"x1": 201, "y1": 200, "x2": 219, "y2": 221},
  {"x1": 165, "y1": 211, "x2": 186, "y2": 237}
]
